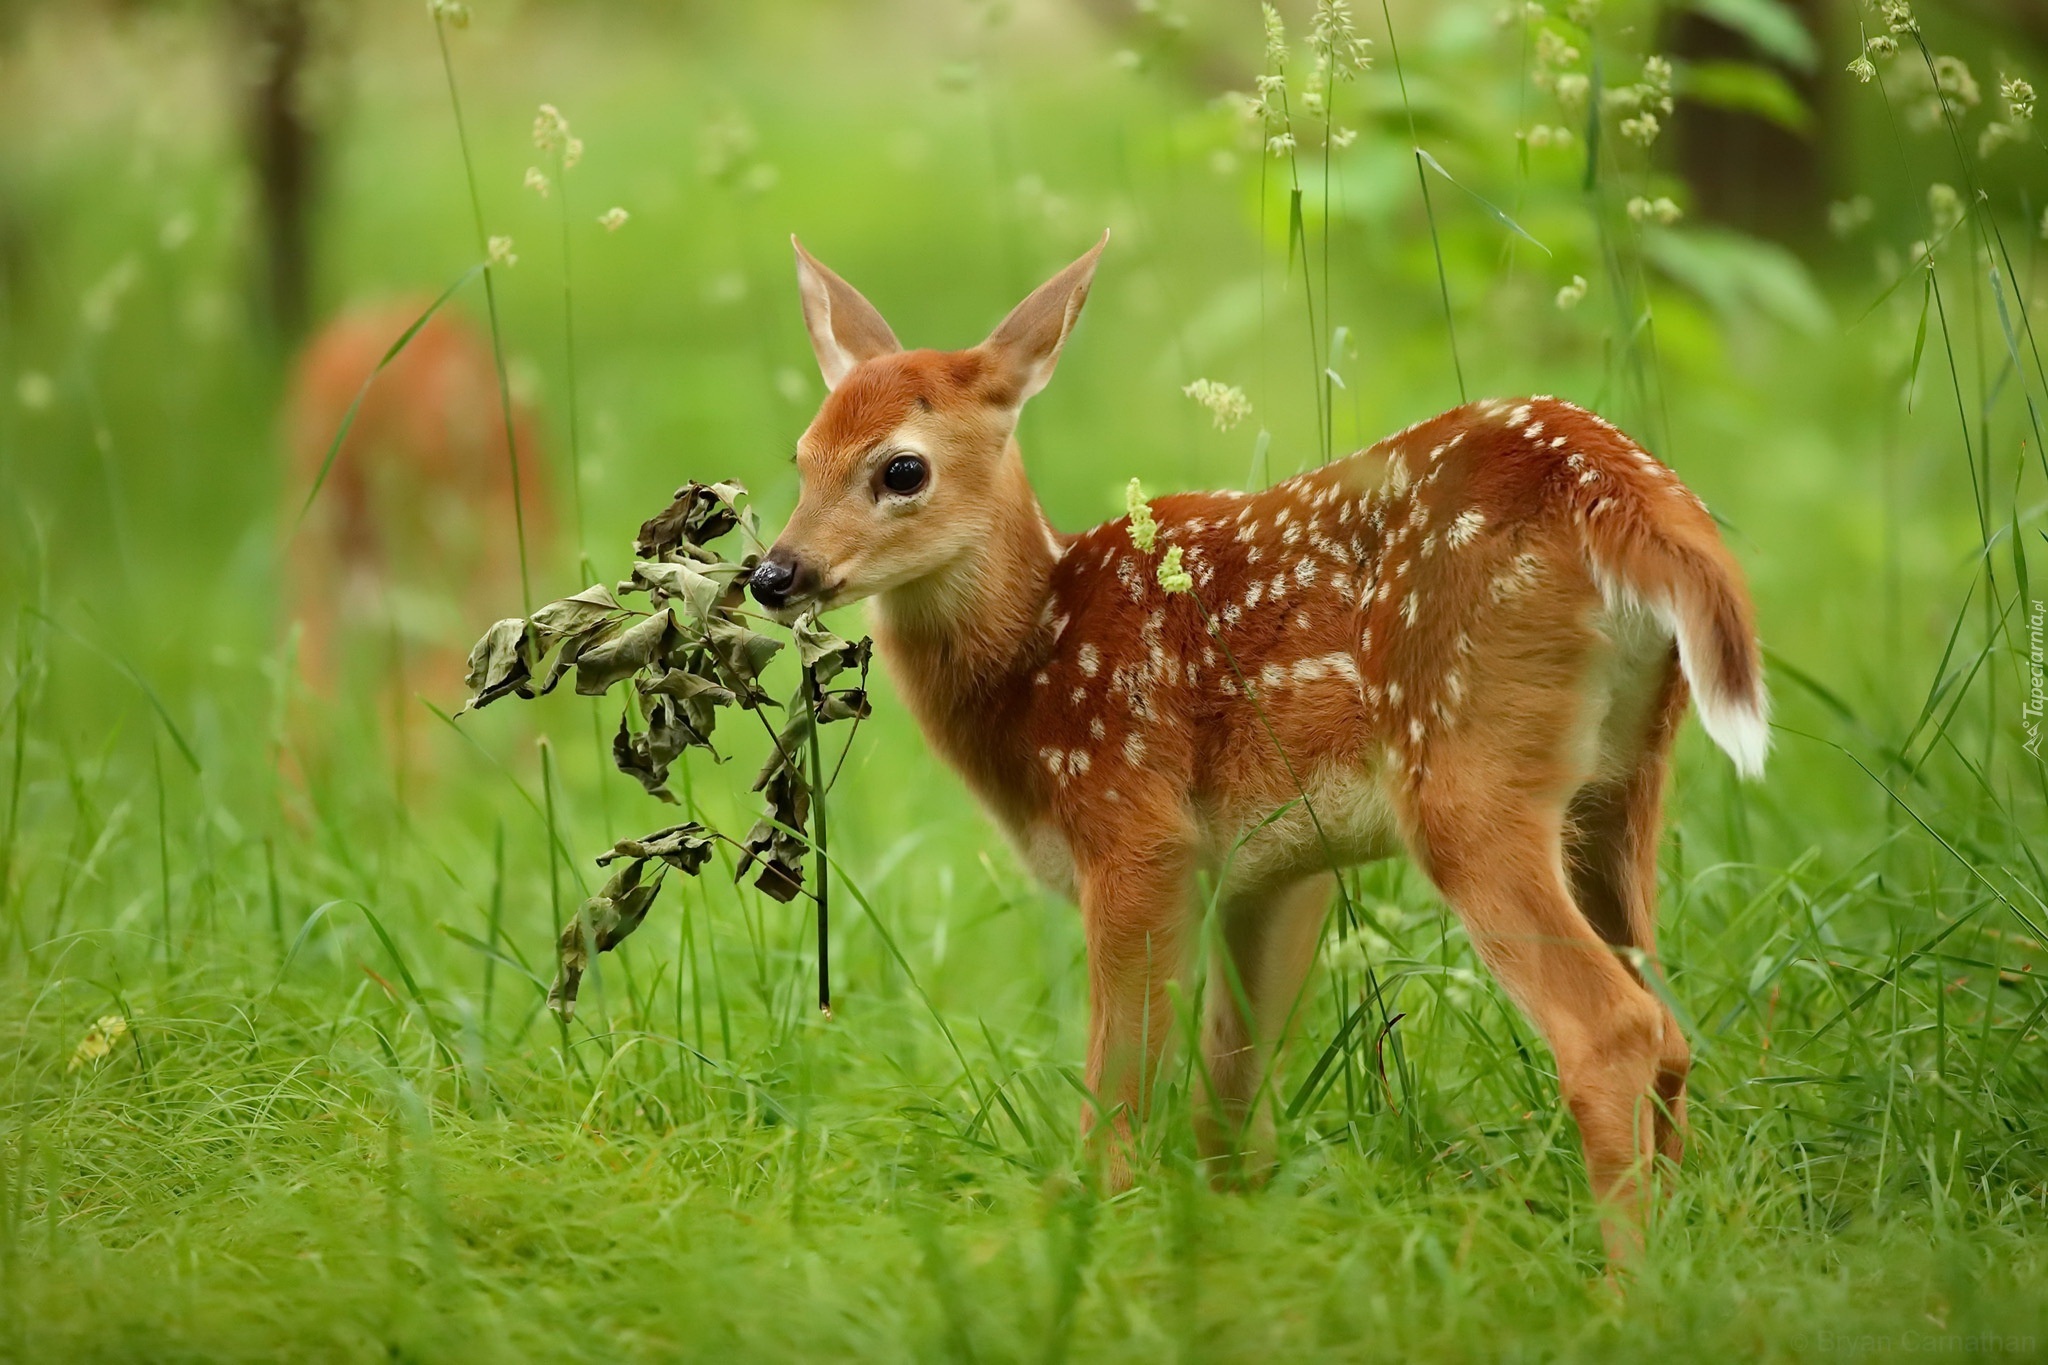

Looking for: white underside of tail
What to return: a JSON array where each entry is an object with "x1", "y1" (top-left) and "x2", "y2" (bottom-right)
[{"x1": 1594, "y1": 572, "x2": 1770, "y2": 781}]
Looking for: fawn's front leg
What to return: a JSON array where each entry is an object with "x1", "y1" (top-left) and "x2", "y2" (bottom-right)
[{"x1": 1076, "y1": 835, "x2": 1195, "y2": 1189}]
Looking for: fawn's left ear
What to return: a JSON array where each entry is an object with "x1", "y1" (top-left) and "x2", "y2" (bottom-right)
[
  {"x1": 792, "y1": 237, "x2": 902, "y2": 390},
  {"x1": 981, "y1": 231, "x2": 1109, "y2": 404}
]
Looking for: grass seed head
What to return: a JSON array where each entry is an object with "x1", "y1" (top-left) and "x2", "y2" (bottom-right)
[
  {"x1": 1126, "y1": 479, "x2": 1158, "y2": 553},
  {"x1": 1157, "y1": 545, "x2": 1192, "y2": 594},
  {"x1": 1182, "y1": 378, "x2": 1252, "y2": 431}
]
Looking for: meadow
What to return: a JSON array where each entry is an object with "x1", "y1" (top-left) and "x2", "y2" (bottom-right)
[{"x1": 2, "y1": 0, "x2": 2047, "y2": 1359}]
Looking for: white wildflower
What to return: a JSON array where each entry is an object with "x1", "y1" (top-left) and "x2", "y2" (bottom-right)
[
  {"x1": 1828, "y1": 196, "x2": 1873, "y2": 238},
  {"x1": 1848, "y1": 55, "x2": 1877, "y2": 83},
  {"x1": 533, "y1": 103, "x2": 570, "y2": 154},
  {"x1": 488, "y1": 235, "x2": 517, "y2": 267},
  {"x1": 158, "y1": 212, "x2": 196, "y2": 252},
  {"x1": 1536, "y1": 30, "x2": 1578, "y2": 70},
  {"x1": 523, "y1": 166, "x2": 551, "y2": 197},
  {"x1": 1626, "y1": 195, "x2": 1682, "y2": 225},
  {"x1": 598, "y1": 206, "x2": 629, "y2": 232},
  {"x1": 1182, "y1": 378, "x2": 1252, "y2": 431},
  {"x1": 1620, "y1": 112, "x2": 1660, "y2": 145},
  {"x1": 81, "y1": 257, "x2": 140, "y2": 333},
  {"x1": 428, "y1": 0, "x2": 470, "y2": 27},
  {"x1": 1866, "y1": 34, "x2": 1898, "y2": 57},
  {"x1": 1555, "y1": 72, "x2": 1590, "y2": 108},
  {"x1": 2003, "y1": 75, "x2": 2035, "y2": 122},
  {"x1": 1330, "y1": 126, "x2": 1357, "y2": 148},
  {"x1": 1268, "y1": 132, "x2": 1297, "y2": 157},
  {"x1": 1928, "y1": 183, "x2": 1965, "y2": 238},
  {"x1": 563, "y1": 136, "x2": 584, "y2": 170},
  {"x1": 16, "y1": 370, "x2": 54, "y2": 412},
  {"x1": 1879, "y1": 0, "x2": 1916, "y2": 34},
  {"x1": 1556, "y1": 274, "x2": 1588, "y2": 309}
]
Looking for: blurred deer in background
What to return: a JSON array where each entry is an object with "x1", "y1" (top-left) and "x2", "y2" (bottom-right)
[
  {"x1": 282, "y1": 301, "x2": 548, "y2": 750},
  {"x1": 749, "y1": 235, "x2": 1768, "y2": 1267}
]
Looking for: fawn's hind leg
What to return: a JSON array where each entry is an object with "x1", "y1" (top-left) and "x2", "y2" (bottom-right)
[
  {"x1": 1564, "y1": 659, "x2": 1692, "y2": 1163},
  {"x1": 1406, "y1": 779, "x2": 1671, "y2": 1265},
  {"x1": 1197, "y1": 872, "x2": 1334, "y2": 1176}
]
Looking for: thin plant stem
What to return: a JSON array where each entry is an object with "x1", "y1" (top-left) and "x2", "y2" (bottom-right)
[
  {"x1": 1380, "y1": 0, "x2": 1465, "y2": 403},
  {"x1": 432, "y1": 14, "x2": 535, "y2": 615},
  {"x1": 807, "y1": 672, "x2": 832, "y2": 1017}
]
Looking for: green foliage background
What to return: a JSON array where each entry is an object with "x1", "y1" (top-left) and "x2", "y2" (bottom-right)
[{"x1": 1, "y1": 0, "x2": 2046, "y2": 1359}]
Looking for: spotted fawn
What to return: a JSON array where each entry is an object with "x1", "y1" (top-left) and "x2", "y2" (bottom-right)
[
  {"x1": 284, "y1": 301, "x2": 547, "y2": 698},
  {"x1": 750, "y1": 236, "x2": 1767, "y2": 1263}
]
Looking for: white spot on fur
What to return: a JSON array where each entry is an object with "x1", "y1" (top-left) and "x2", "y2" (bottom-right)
[
  {"x1": 1446, "y1": 509, "x2": 1485, "y2": 549},
  {"x1": 1078, "y1": 644, "x2": 1100, "y2": 677}
]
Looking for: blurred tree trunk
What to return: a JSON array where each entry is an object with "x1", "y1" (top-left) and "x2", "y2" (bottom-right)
[
  {"x1": 236, "y1": 0, "x2": 319, "y2": 340},
  {"x1": 1667, "y1": 0, "x2": 1829, "y2": 247}
]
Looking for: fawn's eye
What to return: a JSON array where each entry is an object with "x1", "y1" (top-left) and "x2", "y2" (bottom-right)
[{"x1": 879, "y1": 453, "x2": 929, "y2": 497}]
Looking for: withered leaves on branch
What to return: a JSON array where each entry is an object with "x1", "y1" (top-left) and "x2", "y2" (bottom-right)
[
  {"x1": 549, "y1": 852, "x2": 664, "y2": 1019},
  {"x1": 459, "y1": 481, "x2": 872, "y2": 1018}
]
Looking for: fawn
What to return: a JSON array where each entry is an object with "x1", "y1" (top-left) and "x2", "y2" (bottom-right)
[
  {"x1": 751, "y1": 235, "x2": 1767, "y2": 1263},
  {"x1": 283, "y1": 301, "x2": 547, "y2": 714}
]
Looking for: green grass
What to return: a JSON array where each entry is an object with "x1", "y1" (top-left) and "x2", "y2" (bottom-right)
[{"x1": 2, "y1": 1, "x2": 2047, "y2": 1360}]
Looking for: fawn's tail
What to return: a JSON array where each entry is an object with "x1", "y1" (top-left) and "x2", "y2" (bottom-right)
[{"x1": 1577, "y1": 478, "x2": 1770, "y2": 779}]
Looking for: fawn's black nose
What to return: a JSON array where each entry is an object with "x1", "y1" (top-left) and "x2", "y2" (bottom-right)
[{"x1": 749, "y1": 551, "x2": 800, "y2": 609}]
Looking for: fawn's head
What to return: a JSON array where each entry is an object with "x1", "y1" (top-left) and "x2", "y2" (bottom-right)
[{"x1": 749, "y1": 234, "x2": 1106, "y2": 618}]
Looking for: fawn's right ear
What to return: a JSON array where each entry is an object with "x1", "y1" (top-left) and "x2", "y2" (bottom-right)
[{"x1": 792, "y1": 237, "x2": 901, "y2": 390}]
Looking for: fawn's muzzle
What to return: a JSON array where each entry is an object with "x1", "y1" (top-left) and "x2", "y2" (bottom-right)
[{"x1": 749, "y1": 548, "x2": 811, "y2": 610}]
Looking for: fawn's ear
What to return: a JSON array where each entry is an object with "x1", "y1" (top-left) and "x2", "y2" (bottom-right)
[
  {"x1": 981, "y1": 231, "x2": 1108, "y2": 405},
  {"x1": 792, "y1": 237, "x2": 902, "y2": 390}
]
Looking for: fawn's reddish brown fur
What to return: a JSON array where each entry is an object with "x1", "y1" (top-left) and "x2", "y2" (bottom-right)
[
  {"x1": 756, "y1": 237, "x2": 1767, "y2": 1263},
  {"x1": 283, "y1": 301, "x2": 547, "y2": 702}
]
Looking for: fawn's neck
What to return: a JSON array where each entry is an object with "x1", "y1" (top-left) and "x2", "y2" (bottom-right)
[{"x1": 871, "y1": 442, "x2": 1058, "y2": 819}]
